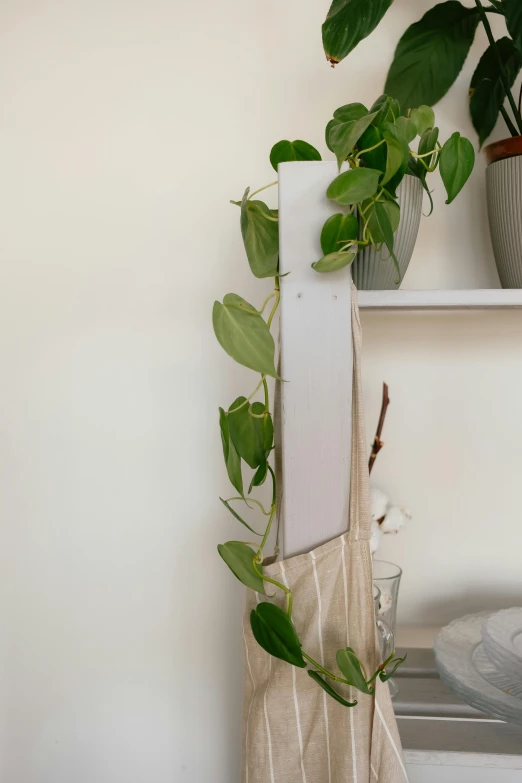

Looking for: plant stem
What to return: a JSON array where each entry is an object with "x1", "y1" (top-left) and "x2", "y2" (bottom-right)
[
  {"x1": 225, "y1": 497, "x2": 272, "y2": 515},
  {"x1": 227, "y1": 377, "x2": 265, "y2": 413},
  {"x1": 500, "y1": 105, "x2": 519, "y2": 137},
  {"x1": 263, "y1": 377, "x2": 269, "y2": 411},
  {"x1": 249, "y1": 180, "x2": 278, "y2": 200},
  {"x1": 475, "y1": 0, "x2": 522, "y2": 135},
  {"x1": 266, "y1": 281, "x2": 280, "y2": 330}
]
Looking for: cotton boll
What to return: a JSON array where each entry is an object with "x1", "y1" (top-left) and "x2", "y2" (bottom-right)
[
  {"x1": 370, "y1": 487, "x2": 389, "y2": 522},
  {"x1": 370, "y1": 520, "x2": 382, "y2": 554},
  {"x1": 380, "y1": 505, "x2": 412, "y2": 534},
  {"x1": 378, "y1": 589, "x2": 393, "y2": 617}
]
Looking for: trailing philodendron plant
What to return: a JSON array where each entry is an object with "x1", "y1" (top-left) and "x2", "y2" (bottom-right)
[
  {"x1": 215, "y1": 93, "x2": 473, "y2": 705},
  {"x1": 214, "y1": 220, "x2": 405, "y2": 711},
  {"x1": 322, "y1": 0, "x2": 522, "y2": 148},
  {"x1": 315, "y1": 94, "x2": 474, "y2": 276}
]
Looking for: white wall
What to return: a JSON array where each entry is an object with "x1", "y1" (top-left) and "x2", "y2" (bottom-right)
[{"x1": 0, "y1": 1, "x2": 520, "y2": 781}]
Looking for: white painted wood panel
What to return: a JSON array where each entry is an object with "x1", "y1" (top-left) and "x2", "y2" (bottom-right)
[{"x1": 278, "y1": 161, "x2": 353, "y2": 557}]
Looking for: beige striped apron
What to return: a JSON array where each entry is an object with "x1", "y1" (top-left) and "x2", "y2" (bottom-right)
[{"x1": 241, "y1": 283, "x2": 408, "y2": 782}]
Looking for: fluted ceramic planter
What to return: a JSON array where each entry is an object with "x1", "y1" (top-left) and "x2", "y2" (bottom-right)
[
  {"x1": 485, "y1": 137, "x2": 522, "y2": 289},
  {"x1": 351, "y1": 174, "x2": 423, "y2": 290}
]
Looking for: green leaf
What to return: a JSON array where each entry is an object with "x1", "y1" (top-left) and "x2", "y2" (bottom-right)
[
  {"x1": 395, "y1": 116, "x2": 418, "y2": 143},
  {"x1": 381, "y1": 123, "x2": 410, "y2": 196},
  {"x1": 329, "y1": 112, "x2": 378, "y2": 168},
  {"x1": 379, "y1": 653, "x2": 407, "y2": 682},
  {"x1": 382, "y1": 136, "x2": 405, "y2": 185},
  {"x1": 439, "y1": 132, "x2": 475, "y2": 204},
  {"x1": 322, "y1": 0, "x2": 394, "y2": 65},
  {"x1": 357, "y1": 125, "x2": 387, "y2": 174},
  {"x1": 504, "y1": 0, "x2": 522, "y2": 56},
  {"x1": 327, "y1": 168, "x2": 382, "y2": 205},
  {"x1": 250, "y1": 602, "x2": 306, "y2": 667},
  {"x1": 470, "y1": 37, "x2": 522, "y2": 147},
  {"x1": 228, "y1": 397, "x2": 267, "y2": 469},
  {"x1": 336, "y1": 647, "x2": 374, "y2": 694},
  {"x1": 367, "y1": 201, "x2": 401, "y2": 282},
  {"x1": 270, "y1": 140, "x2": 321, "y2": 171},
  {"x1": 325, "y1": 118, "x2": 341, "y2": 152},
  {"x1": 219, "y1": 407, "x2": 243, "y2": 496},
  {"x1": 363, "y1": 196, "x2": 400, "y2": 235},
  {"x1": 333, "y1": 102, "x2": 368, "y2": 122},
  {"x1": 418, "y1": 127, "x2": 439, "y2": 163},
  {"x1": 384, "y1": 1, "x2": 479, "y2": 111},
  {"x1": 218, "y1": 541, "x2": 265, "y2": 593},
  {"x1": 410, "y1": 105, "x2": 435, "y2": 136},
  {"x1": 213, "y1": 294, "x2": 278, "y2": 378},
  {"x1": 249, "y1": 462, "x2": 268, "y2": 494},
  {"x1": 312, "y1": 251, "x2": 356, "y2": 273},
  {"x1": 370, "y1": 94, "x2": 401, "y2": 127},
  {"x1": 219, "y1": 497, "x2": 263, "y2": 536},
  {"x1": 240, "y1": 189, "x2": 279, "y2": 279},
  {"x1": 308, "y1": 671, "x2": 358, "y2": 707},
  {"x1": 320, "y1": 213, "x2": 359, "y2": 255}
]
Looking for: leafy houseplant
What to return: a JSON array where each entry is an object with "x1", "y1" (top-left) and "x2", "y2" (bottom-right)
[
  {"x1": 323, "y1": 0, "x2": 521, "y2": 147},
  {"x1": 213, "y1": 93, "x2": 474, "y2": 706},
  {"x1": 322, "y1": 0, "x2": 522, "y2": 287}
]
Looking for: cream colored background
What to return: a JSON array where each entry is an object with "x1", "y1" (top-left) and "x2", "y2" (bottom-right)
[{"x1": 0, "y1": 0, "x2": 521, "y2": 781}]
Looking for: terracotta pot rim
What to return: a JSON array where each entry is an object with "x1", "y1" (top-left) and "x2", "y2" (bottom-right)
[{"x1": 485, "y1": 135, "x2": 522, "y2": 165}]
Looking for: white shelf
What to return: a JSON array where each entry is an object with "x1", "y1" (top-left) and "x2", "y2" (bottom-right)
[{"x1": 358, "y1": 289, "x2": 522, "y2": 310}]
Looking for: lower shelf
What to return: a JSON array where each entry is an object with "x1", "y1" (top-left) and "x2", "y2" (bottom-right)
[{"x1": 358, "y1": 289, "x2": 522, "y2": 310}]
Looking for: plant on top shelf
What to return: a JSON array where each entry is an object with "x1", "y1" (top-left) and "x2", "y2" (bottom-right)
[
  {"x1": 322, "y1": 0, "x2": 522, "y2": 150},
  {"x1": 314, "y1": 94, "x2": 474, "y2": 279}
]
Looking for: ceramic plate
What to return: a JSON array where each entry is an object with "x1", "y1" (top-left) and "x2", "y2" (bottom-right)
[
  {"x1": 434, "y1": 612, "x2": 522, "y2": 726},
  {"x1": 483, "y1": 608, "x2": 522, "y2": 678}
]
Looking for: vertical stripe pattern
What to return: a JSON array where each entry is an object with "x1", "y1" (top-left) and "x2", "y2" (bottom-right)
[{"x1": 240, "y1": 284, "x2": 408, "y2": 782}]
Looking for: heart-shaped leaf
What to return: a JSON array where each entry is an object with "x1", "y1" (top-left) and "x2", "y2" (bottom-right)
[
  {"x1": 327, "y1": 168, "x2": 382, "y2": 205},
  {"x1": 312, "y1": 251, "x2": 356, "y2": 273},
  {"x1": 363, "y1": 196, "x2": 400, "y2": 236},
  {"x1": 382, "y1": 136, "x2": 405, "y2": 185},
  {"x1": 370, "y1": 94, "x2": 400, "y2": 127},
  {"x1": 218, "y1": 541, "x2": 265, "y2": 593},
  {"x1": 249, "y1": 461, "x2": 268, "y2": 494},
  {"x1": 357, "y1": 125, "x2": 387, "y2": 174},
  {"x1": 219, "y1": 497, "x2": 263, "y2": 536},
  {"x1": 418, "y1": 127, "x2": 439, "y2": 163},
  {"x1": 410, "y1": 105, "x2": 435, "y2": 136},
  {"x1": 440, "y1": 132, "x2": 474, "y2": 204},
  {"x1": 320, "y1": 213, "x2": 359, "y2": 255},
  {"x1": 219, "y1": 408, "x2": 243, "y2": 496},
  {"x1": 322, "y1": 0, "x2": 393, "y2": 66},
  {"x1": 381, "y1": 123, "x2": 409, "y2": 196},
  {"x1": 384, "y1": 1, "x2": 480, "y2": 111},
  {"x1": 213, "y1": 294, "x2": 278, "y2": 378},
  {"x1": 336, "y1": 647, "x2": 374, "y2": 694},
  {"x1": 366, "y1": 201, "x2": 400, "y2": 282},
  {"x1": 333, "y1": 102, "x2": 369, "y2": 122},
  {"x1": 240, "y1": 189, "x2": 279, "y2": 279},
  {"x1": 308, "y1": 670, "x2": 358, "y2": 707},
  {"x1": 250, "y1": 602, "x2": 306, "y2": 667},
  {"x1": 395, "y1": 116, "x2": 417, "y2": 143},
  {"x1": 269, "y1": 140, "x2": 321, "y2": 171},
  {"x1": 504, "y1": 0, "x2": 522, "y2": 56},
  {"x1": 228, "y1": 398, "x2": 268, "y2": 469},
  {"x1": 470, "y1": 37, "x2": 522, "y2": 147},
  {"x1": 325, "y1": 118, "x2": 341, "y2": 152},
  {"x1": 329, "y1": 113, "x2": 377, "y2": 168}
]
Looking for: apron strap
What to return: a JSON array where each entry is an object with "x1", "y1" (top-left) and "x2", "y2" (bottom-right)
[{"x1": 348, "y1": 282, "x2": 372, "y2": 541}]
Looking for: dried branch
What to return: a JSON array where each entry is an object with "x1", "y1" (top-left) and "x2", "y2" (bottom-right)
[{"x1": 368, "y1": 382, "x2": 390, "y2": 475}]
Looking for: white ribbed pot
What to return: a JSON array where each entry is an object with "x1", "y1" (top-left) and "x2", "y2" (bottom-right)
[
  {"x1": 351, "y1": 175, "x2": 423, "y2": 290},
  {"x1": 486, "y1": 149, "x2": 522, "y2": 289}
]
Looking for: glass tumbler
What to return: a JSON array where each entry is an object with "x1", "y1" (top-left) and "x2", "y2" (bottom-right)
[{"x1": 373, "y1": 561, "x2": 402, "y2": 697}]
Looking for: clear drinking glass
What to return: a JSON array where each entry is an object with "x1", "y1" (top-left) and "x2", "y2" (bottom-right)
[
  {"x1": 373, "y1": 585, "x2": 394, "y2": 664},
  {"x1": 373, "y1": 561, "x2": 402, "y2": 697}
]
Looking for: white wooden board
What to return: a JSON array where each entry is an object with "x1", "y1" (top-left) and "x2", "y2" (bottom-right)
[
  {"x1": 278, "y1": 161, "x2": 353, "y2": 557},
  {"x1": 359, "y1": 289, "x2": 522, "y2": 309}
]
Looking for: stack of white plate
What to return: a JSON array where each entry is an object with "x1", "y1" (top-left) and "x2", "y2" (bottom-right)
[{"x1": 434, "y1": 608, "x2": 522, "y2": 725}]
